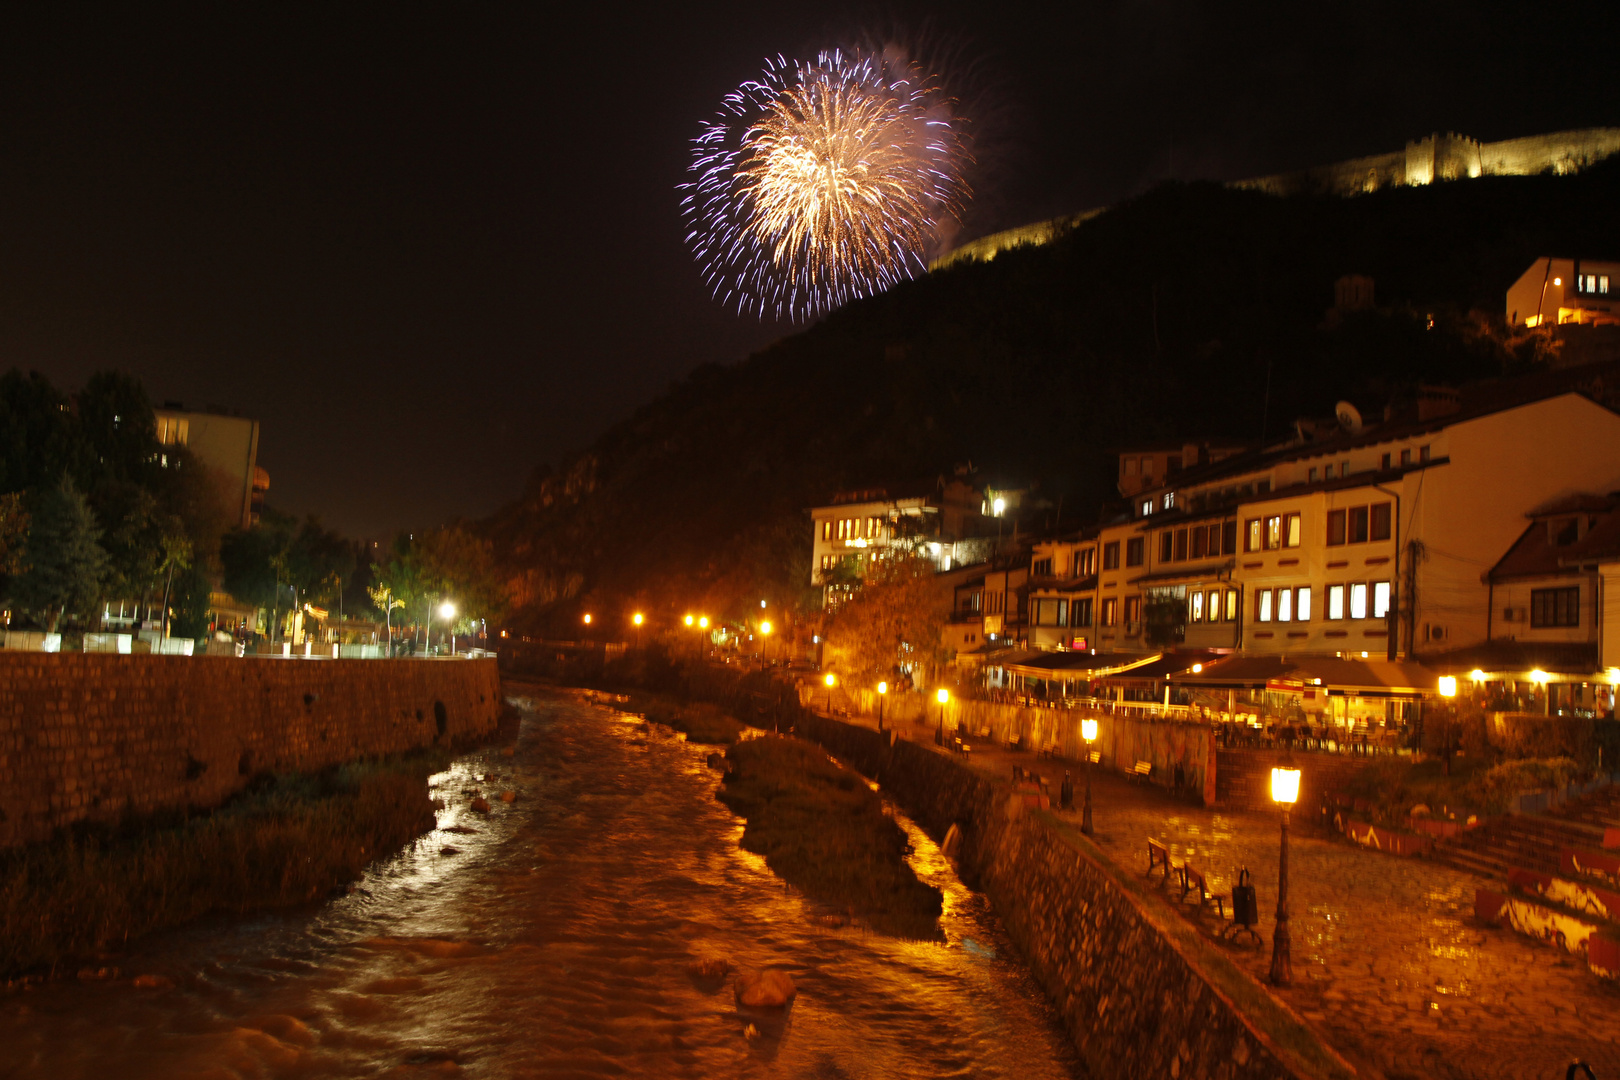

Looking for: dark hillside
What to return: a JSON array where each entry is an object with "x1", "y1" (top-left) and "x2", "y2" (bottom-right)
[{"x1": 486, "y1": 158, "x2": 1620, "y2": 631}]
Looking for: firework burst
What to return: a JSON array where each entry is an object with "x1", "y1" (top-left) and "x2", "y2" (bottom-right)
[{"x1": 682, "y1": 48, "x2": 970, "y2": 320}]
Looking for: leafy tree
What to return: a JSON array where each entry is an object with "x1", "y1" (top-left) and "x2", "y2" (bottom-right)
[
  {"x1": 824, "y1": 554, "x2": 946, "y2": 683},
  {"x1": 15, "y1": 477, "x2": 109, "y2": 632},
  {"x1": 0, "y1": 492, "x2": 28, "y2": 580},
  {"x1": 1143, "y1": 593, "x2": 1187, "y2": 648}
]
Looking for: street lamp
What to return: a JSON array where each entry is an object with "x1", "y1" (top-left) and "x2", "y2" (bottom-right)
[
  {"x1": 1437, "y1": 676, "x2": 1457, "y2": 698},
  {"x1": 632, "y1": 612, "x2": 644, "y2": 650},
  {"x1": 758, "y1": 620, "x2": 772, "y2": 668},
  {"x1": 877, "y1": 681, "x2": 888, "y2": 731},
  {"x1": 1081, "y1": 718, "x2": 1098, "y2": 836},
  {"x1": 684, "y1": 614, "x2": 694, "y2": 627},
  {"x1": 824, "y1": 672, "x2": 836, "y2": 712},
  {"x1": 583, "y1": 613, "x2": 592, "y2": 625},
  {"x1": 439, "y1": 601, "x2": 457, "y2": 655},
  {"x1": 699, "y1": 616, "x2": 709, "y2": 629},
  {"x1": 1269, "y1": 766, "x2": 1301, "y2": 986},
  {"x1": 935, "y1": 687, "x2": 950, "y2": 746}
]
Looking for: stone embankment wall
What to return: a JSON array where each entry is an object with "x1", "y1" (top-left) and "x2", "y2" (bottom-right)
[
  {"x1": 813, "y1": 684, "x2": 1217, "y2": 804},
  {"x1": 0, "y1": 654, "x2": 502, "y2": 848},
  {"x1": 789, "y1": 708, "x2": 1350, "y2": 1080}
]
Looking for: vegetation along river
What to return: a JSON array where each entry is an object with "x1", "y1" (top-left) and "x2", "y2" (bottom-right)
[{"x1": 0, "y1": 687, "x2": 1081, "y2": 1079}]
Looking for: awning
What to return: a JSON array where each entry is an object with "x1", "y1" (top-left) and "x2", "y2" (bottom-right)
[
  {"x1": 1422, "y1": 640, "x2": 1606, "y2": 679},
  {"x1": 1169, "y1": 654, "x2": 1440, "y2": 696},
  {"x1": 1003, "y1": 651, "x2": 1159, "y2": 680},
  {"x1": 1096, "y1": 649, "x2": 1227, "y2": 684}
]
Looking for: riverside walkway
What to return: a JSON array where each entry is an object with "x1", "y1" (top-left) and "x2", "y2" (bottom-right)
[{"x1": 819, "y1": 702, "x2": 1620, "y2": 1080}]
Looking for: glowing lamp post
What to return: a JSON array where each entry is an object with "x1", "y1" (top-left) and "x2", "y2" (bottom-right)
[
  {"x1": 1437, "y1": 676, "x2": 1457, "y2": 698},
  {"x1": 439, "y1": 601, "x2": 457, "y2": 655},
  {"x1": 632, "y1": 612, "x2": 644, "y2": 650},
  {"x1": 759, "y1": 620, "x2": 772, "y2": 668},
  {"x1": 1269, "y1": 767, "x2": 1301, "y2": 986},
  {"x1": 684, "y1": 614, "x2": 694, "y2": 627},
  {"x1": 877, "y1": 681, "x2": 888, "y2": 731},
  {"x1": 698, "y1": 616, "x2": 709, "y2": 629},
  {"x1": 824, "y1": 672, "x2": 836, "y2": 712},
  {"x1": 1081, "y1": 718, "x2": 1099, "y2": 836},
  {"x1": 935, "y1": 687, "x2": 950, "y2": 746}
]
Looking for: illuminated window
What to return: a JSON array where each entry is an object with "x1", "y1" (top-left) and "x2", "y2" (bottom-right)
[
  {"x1": 1373, "y1": 581, "x2": 1391, "y2": 619},
  {"x1": 1245, "y1": 518, "x2": 1261, "y2": 552},
  {"x1": 822, "y1": 521, "x2": 832, "y2": 541},
  {"x1": 1190, "y1": 591, "x2": 1204, "y2": 622},
  {"x1": 1208, "y1": 589, "x2": 1221, "y2": 622},
  {"x1": 1349, "y1": 583, "x2": 1368, "y2": 619},
  {"x1": 1074, "y1": 548, "x2": 1095, "y2": 576},
  {"x1": 1296, "y1": 587, "x2": 1311, "y2": 621},
  {"x1": 1224, "y1": 589, "x2": 1239, "y2": 622},
  {"x1": 1284, "y1": 513, "x2": 1301, "y2": 547},
  {"x1": 1266, "y1": 516, "x2": 1282, "y2": 550},
  {"x1": 1257, "y1": 589, "x2": 1273, "y2": 622},
  {"x1": 1102, "y1": 598, "x2": 1118, "y2": 627},
  {"x1": 1141, "y1": 499, "x2": 1153, "y2": 517},
  {"x1": 1277, "y1": 588, "x2": 1292, "y2": 622},
  {"x1": 1327, "y1": 585, "x2": 1345, "y2": 620},
  {"x1": 1124, "y1": 596, "x2": 1141, "y2": 625},
  {"x1": 1164, "y1": 492, "x2": 1176, "y2": 510}
]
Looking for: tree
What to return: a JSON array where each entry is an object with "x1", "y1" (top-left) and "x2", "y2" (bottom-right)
[
  {"x1": 1143, "y1": 593, "x2": 1188, "y2": 648},
  {"x1": 0, "y1": 491, "x2": 28, "y2": 579},
  {"x1": 15, "y1": 477, "x2": 109, "y2": 632},
  {"x1": 377, "y1": 526, "x2": 506, "y2": 644},
  {"x1": 824, "y1": 554, "x2": 946, "y2": 684}
]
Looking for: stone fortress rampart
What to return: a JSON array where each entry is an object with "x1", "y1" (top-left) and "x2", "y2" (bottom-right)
[{"x1": 932, "y1": 127, "x2": 1620, "y2": 271}]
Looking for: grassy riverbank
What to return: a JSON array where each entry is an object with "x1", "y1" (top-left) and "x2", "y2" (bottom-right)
[
  {"x1": 0, "y1": 749, "x2": 449, "y2": 977},
  {"x1": 631, "y1": 692, "x2": 748, "y2": 744},
  {"x1": 718, "y1": 736, "x2": 942, "y2": 939}
]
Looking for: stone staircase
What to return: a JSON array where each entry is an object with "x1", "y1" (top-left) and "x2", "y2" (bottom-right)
[{"x1": 1430, "y1": 783, "x2": 1617, "y2": 880}]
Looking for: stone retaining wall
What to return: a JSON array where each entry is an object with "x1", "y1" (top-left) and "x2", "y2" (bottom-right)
[
  {"x1": 0, "y1": 653, "x2": 502, "y2": 848},
  {"x1": 807, "y1": 683, "x2": 1218, "y2": 804},
  {"x1": 791, "y1": 708, "x2": 1350, "y2": 1080},
  {"x1": 1215, "y1": 748, "x2": 1376, "y2": 813}
]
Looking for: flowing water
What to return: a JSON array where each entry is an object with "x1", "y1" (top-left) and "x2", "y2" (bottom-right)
[{"x1": 0, "y1": 688, "x2": 1081, "y2": 1079}]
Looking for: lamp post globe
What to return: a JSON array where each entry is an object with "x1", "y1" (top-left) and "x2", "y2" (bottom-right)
[
  {"x1": 1269, "y1": 767, "x2": 1301, "y2": 986},
  {"x1": 1081, "y1": 718, "x2": 1099, "y2": 836},
  {"x1": 935, "y1": 687, "x2": 950, "y2": 746},
  {"x1": 823, "y1": 671, "x2": 836, "y2": 712},
  {"x1": 877, "y1": 681, "x2": 888, "y2": 731}
]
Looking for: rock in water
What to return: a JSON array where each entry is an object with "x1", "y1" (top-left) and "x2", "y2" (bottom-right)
[
  {"x1": 470, "y1": 796, "x2": 491, "y2": 814},
  {"x1": 686, "y1": 957, "x2": 730, "y2": 978},
  {"x1": 734, "y1": 969, "x2": 796, "y2": 1008},
  {"x1": 499, "y1": 790, "x2": 516, "y2": 803},
  {"x1": 706, "y1": 753, "x2": 726, "y2": 771}
]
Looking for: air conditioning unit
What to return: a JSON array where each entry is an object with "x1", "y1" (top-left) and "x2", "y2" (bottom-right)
[
  {"x1": 1428, "y1": 624, "x2": 1449, "y2": 641},
  {"x1": 1502, "y1": 607, "x2": 1525, "y2": 623}
]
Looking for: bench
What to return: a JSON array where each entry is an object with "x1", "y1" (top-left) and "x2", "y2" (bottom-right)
[
  {"x1": 1130, "y1": 760, "x2": 1153, "y2": 783},
  {"x1": 1146, "y1": 838, "x2": 1181, "y2": 883},
  {"x1": 1037, "y1": 742, "x2": 1061, "y2": 759},
  {"x1": 1181, "y1": 865, "x2": 1227, "y2": 919},
  {"x1": 1087, "y1": 750, "x2": 1101, "y2": 765}
]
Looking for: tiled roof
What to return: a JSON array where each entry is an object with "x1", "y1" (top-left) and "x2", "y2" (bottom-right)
[{"x1": 1489, "y1": 497, "x2": 1620, "y2": 581}]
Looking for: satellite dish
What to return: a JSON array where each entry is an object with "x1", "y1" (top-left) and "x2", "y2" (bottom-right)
[{"x1": 1335, "y1": 400, "x2": 1363, "y2": 434}]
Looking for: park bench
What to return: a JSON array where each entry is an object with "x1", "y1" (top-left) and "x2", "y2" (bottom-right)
[
  {"x1": 1146, "y1": 838, "x2": 1181, "y2": 883},
  {"x1": 1037, "y1": 741, "x2": 1061, "y2": 758},
  {"x1": 1087, "y1": 750, "x2": 1101, "y2": 765},
  {"x1": 1180, "y1": 864, "x2": 1228, "y2": 919},
  {"x1": 1130, "y1": 760, "x2": 1153, "y2": 783}
]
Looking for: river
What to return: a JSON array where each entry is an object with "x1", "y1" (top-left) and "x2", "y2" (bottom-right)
[{"x1": 0, "y1": 687, "x2": 1081, "y2": 1079}]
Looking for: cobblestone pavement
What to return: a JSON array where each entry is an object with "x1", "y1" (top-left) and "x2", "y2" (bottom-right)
[{"x1": 866, "y1": 709, "x2": 1620, "y2": 1080}]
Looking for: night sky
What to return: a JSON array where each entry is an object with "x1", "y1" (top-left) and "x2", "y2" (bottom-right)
[{"x1": 1, "y1": 2, "x2": 1614, "y2": 537}]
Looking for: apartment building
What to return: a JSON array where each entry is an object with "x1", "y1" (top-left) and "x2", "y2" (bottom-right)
[
  {"x1": 1130, "y1": 366, "x2": 1620, "y2": 660},
  {"x1": 153, "y1": 404, "x2": 266, "y2": 529},
  {"x1": 1009, "y1": 365, "x2": 1620, "y2": 678},
  {"x1": 1507, "y1": 257, "x2": 1619, "y2": 328}
]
